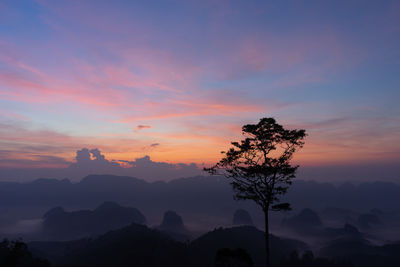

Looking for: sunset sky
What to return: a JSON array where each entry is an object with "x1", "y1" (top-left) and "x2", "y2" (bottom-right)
[{"x1": 0, "y1": 1, "x2": 399, "y2": 181}]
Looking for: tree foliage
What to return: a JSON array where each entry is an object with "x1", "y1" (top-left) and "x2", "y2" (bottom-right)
[
  {"x1": 0, "y1": 239, "x2": 49, "y2": 267},
  {"x1": 214, "y1": 248, "x2": 253, "y2": 267},
  {"x1": 205, "y1": 117, "x2": 306, "y2": 212}
]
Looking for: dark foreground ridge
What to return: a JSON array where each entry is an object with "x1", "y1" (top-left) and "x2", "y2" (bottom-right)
[
  {"x1": 16, "y1": 223, "x2": 400, "y2": 267},
  {"x1": 29, "y1": 224, "x2": 307, "y2": 267},
  {"x1": 42, "y1": 201, "x2": 146, "y2": 241},
  {"x1": 0, "y1": 175, "x2": 399, "y2": 267}
]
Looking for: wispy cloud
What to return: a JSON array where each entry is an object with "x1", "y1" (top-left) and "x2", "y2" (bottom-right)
[
  {"x1": 134, "y1": 125, "x2": 152, "y2": 132},
  {"x1": 0, "y1": 0, "x2": 398, "y2": 178}
]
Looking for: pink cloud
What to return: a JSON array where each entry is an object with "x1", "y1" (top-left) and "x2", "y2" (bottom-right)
[
  {"x1": 0, "y1": 121, "x2": 145, "y2": 168},
  {"x1": 118, "y1": 99, "x2": 262, "y2": 122},
  {"x1": 0, "y1": 5, "x2": 362, "y2": 124},
  {"x1": 1, "y1": 1, "x2": 395, "y2": 171}
]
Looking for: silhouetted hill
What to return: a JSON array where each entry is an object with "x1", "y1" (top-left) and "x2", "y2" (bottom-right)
[
  {"x1": 79, "y1": 174, "x2": 147, "y2": 189},
  {"x1": 357, "y1": 213, "x2": 381, "y2": 230},
  {"x1": 1, "y1": 175, "x2": 400, "y2": 234},
  {"x1": 319, "y1": 238, "x2": 400, "y2": 267},
  {"x1": 30, "y1": 224, "x2": 308, "y2": 267},
  {"x1": 284, "y1": 180, "x2": 400, "y2": 211},
  {"x1": 30, "y1": 223, "x2": 187, "y2": 267},
  {"x1": 320, "y1": 207, "x2": 359, "y2": 225},
  {"x1": 233, "y1": 209, "x2": 254, "y2": 226},
  {"x1": 282, "y1": 208, "x2": 367, "y2": 241},
  {"x1": 0, "y1": 239, "x2": 49, "y2": 267},
  {"x1": 282, "y1": 208, "x2": 323, "y2": 235},
  {"x1": 2, "y1": 175, "x2": 400, "y2": 210},
  {"x1": 159, "y1": 211, "x2": 186, "y2": 233},
  {"x1": 324, "y1": 224, "x2": 362, "y2": 239},
  {"x1": 188, "y1": 226, "x2": 308, "y2": 267},
  {"x1": 157, "y1": 210, "x2": 191, "y2": 242},
  {"x1": 41, "y1": 202, "x2": 146, "y2": 240}
]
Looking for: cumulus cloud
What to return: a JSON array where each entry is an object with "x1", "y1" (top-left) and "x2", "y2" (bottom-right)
[
  {"x1": 0, "y1": 147, "x2": 399, "y2": 183},
  {"x1": 69, "y1": 148, "x2": 121, "y2": 174},
  {"x1": 70, "y1": 148, "x2": 201, "y2": 181},
  {"x1": 0, "y1": 148, "x2": 202, "y2": 182},
  {"x1": 120, "y1": 155, "x2": 200, "y2": 181}
]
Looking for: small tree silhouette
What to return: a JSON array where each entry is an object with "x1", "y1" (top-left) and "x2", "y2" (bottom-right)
[
  {"x1": 215, "y1": 248, "x2": 253, "y2": 267},
  {"x1": 205, "y1": 118, "x2": 306, "y2": 267}
]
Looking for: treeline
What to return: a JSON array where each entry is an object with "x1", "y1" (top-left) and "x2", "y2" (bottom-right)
[{"x1": 0, "y1": 239, "x2": 49, "y2": 267}]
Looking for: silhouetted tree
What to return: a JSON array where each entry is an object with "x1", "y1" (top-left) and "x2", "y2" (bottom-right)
[
  {"x1": 0, "y1": 239, "x2": 49, "y2": 267},
  {"x1": 205, "y1": 118, "x2": 306, "y2": 267},
  {"x1": 279, "y1": 250, "x2": 355, "y2": 267},
  {"x1": 215, "y1": 248, "x2": 253, "y2": 267}
]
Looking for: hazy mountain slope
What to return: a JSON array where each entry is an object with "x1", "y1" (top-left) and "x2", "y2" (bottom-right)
[
  {"x1": 1, "y1": 175, "x2": 400, "y2": 234},
  {"x1": 41, "y1": 201, "x2": 146, "y2": 240}
]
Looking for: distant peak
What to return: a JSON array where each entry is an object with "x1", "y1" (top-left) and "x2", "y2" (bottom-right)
[
  {"x1": 159, "y1": 210, "x2": 186, "y2": 233},
  {"x1": 44, "y1": 206, "x2": 65, "y2": 218},
  {"x1": 233, "y1": 209, "x2": 254, "y2": 226}
]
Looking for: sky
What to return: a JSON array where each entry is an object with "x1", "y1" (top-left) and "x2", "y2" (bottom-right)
[{"x1": 0, "y1": 0, "x2": 399, "y2": 182}]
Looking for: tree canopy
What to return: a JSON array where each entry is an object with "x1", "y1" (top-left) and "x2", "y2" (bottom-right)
[{"x1": 206, "y1": 117, "x2": 306, "y2": 212}]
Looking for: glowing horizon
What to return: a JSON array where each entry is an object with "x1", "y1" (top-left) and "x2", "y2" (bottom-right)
[{"x1": 0, "y1": 1, "x2": 399, "y2": 178}]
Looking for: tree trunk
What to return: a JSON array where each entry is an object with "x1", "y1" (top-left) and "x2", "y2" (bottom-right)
[{"x1": 264, "y1": 209, "x2": 270, "y2": 267}]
